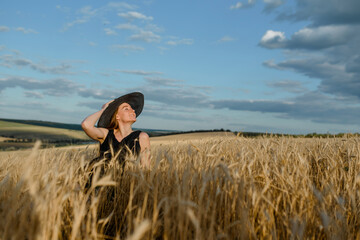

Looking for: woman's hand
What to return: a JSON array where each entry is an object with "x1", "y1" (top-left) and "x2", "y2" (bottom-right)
[{"x1": 101, "y1": 100, "x2": 114, "y2": 110}]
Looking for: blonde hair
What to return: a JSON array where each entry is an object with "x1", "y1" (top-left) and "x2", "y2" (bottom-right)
[{"x1": 107, "y1": 109, "x2": 119, "y2": 130}]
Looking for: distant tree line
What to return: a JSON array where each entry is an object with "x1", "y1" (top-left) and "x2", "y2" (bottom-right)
[{"x1": 0, "y1": 118, "x2": 83, "y2": 130}]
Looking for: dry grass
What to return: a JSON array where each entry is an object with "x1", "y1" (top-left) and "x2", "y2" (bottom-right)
[{"x1": 1, "y1": 135, "x2": 360, "y2": 239}]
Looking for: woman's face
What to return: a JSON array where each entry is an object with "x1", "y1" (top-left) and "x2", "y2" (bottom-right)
[{"x1": 115, "y1": 102, "x2": 136, "y2": 123}]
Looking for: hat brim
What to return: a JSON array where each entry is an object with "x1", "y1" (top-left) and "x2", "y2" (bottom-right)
[{"x1": 97, "y1": 92, "x2": 144, "y2": 128}]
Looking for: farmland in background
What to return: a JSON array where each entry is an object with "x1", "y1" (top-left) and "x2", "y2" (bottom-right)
[{"x1": 0, "y1": 119, "x2": 177, "y2": 150}]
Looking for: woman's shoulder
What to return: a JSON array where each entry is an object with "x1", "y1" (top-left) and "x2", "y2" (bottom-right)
[
  {"x1": 139, "y1": 131, "x2": 149, "y2": 139},
  {"x1": 139, "y1": 131, "x2": 150, "y2": 146}
]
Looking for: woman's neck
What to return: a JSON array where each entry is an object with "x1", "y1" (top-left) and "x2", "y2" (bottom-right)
[{"x1": 114, "y1": 123, "x2": 133, "y2": 139}]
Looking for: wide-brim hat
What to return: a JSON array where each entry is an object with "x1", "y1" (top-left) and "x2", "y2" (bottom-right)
[{"x1": 97, "y1": 92, "x2": 144, "y2": 128}]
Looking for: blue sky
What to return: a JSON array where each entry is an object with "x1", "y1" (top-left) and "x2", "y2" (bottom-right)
[{"x1": 1, "y1": 0, "x2": 360, "y2": 134}]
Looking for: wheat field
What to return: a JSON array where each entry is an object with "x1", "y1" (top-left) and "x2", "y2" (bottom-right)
[{"x1": 0, "y1": 135, "x2": 359, "y2": 239}]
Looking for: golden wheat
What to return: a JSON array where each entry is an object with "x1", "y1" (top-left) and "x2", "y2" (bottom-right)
[{"x1": 0, "y1": 135, "x2": 359, "y2": 239}]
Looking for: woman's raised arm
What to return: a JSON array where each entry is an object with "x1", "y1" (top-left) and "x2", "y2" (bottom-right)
[{"x1": 81, "y1": 101, "x2": 112, "y2": 142}]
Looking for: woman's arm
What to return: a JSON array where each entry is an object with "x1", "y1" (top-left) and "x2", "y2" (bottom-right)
[
  {"x1": 81, "y1": 101, "x2": 112, "y2": 142},
  {"x1": 139, "y1": 132, "x2": 151, "y2": 168}
]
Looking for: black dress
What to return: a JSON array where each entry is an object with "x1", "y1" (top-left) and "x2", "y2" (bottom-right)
[
  {"x1": 96, "y1": 129, "x2": 141, "y2": 165},
  {"x1": 85, "y1": 130, "x2": 142, "y2": 191}
]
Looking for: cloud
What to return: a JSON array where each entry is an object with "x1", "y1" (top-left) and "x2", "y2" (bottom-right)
[
  {"x1": 142, "y1": 108, "x2": 206, "y2": 122},
  {"x1": 15, "y1": 27, "x2": 38, "y2": 34},
  {"x1": 117, "y1": 70, "x2": 163, "y2": 76},
  {"x1": 118, "y1": 11, "x2": 153, "y2": 21},
  {"x1": 260, "y1": 25, "x2": 355, "y2": 50},
  {"x1": 230, "y1": 0, "x2": 255, "y2": 10},
  {"x1": 166, "y1": 38, "x2": 194, "y2": 46},
  {"x1": 62, "y1": 18, "x2": 88, "y2": 31},
  {"x1": 259, "y1": 0, "x2": 360, "y2": 118},
  {"x1": 76, "y1": 74, "x2": 211, "y2": 115},
  {"x1": 144, "y1": 77, "x2": 184, "y2": 87},
  {"x1": 230, "y1": 2, "x2": 244, "y2": 10},
  {"x1": 265, "y1": 58, "x2": 360, "y2": 99},
  {"x1": 61, "y1": 2, "x2": 135, "y2": 31},
  {"x1": 106, "y1": 2, "x2": 136, "y2": 10},
  {"x1": 0, "y1": 54, "x2": 74, "y2": 75},
  {"x1": 0, "y1": 76, "x2": 81, "y2": 97},
  {"x1": 110, "y1": 44, "x2": 145, "y2": 52},
  {"x1": 210, "y1": 91, "x2": 360, "y2": 125},
  {"x1": 130, "y1": 30, "x2": 161, "y2": 42},
  {"x1": 0, "y1": 26, "x2": 10, "y2": 32},
  {"x1": 138, "y1": 87, "x2": 210, "y2": 108},
  {"x1": 24, "y1": 91, "x2": 44, "y2": 99},
  {"x1": 77, "y1": 88, "x2": 120, "y2": 100},
  {"x1": 263, "y1": 0, "x2": 286, "y2": 12},
  {"x1": 266, "y1": 80, "x2": 308, "y2": 93},
  {"x1": 104, "y1": 28, "x2": 117, "y2": 36},
  {"x1": 259, "y1": 30, "x2": 286, "y2": 48},
  {"x1": 217, "y1": 36, "x2": 236, "y2": 43},
  {"x1": 78, "y1": 5, "x2": 98, "y2": 16},
  {"x1": 89, "y1": 41, "x2": 97, "y2": 46},
  {"x1": 276, "y1": 0, "x2": 360, "y2": 25},
  {"x1": 230, "y1": 0, "x2": 285, "y2": 12},
  {"x1": 115, "y1": 23, "x2": 139, "y2": 31},
  {"x1": 211, "y1": 99, "x2": 294, "y2": 113}
]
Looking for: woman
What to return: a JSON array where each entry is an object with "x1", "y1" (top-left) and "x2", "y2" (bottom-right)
[{"x1": 81, "y1": 92, "x2": 150, "y2": 176}]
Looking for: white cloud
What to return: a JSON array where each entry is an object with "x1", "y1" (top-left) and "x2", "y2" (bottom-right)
[
  {"x1": 111, "y1": 44, "x2": 145, "y2": 51},
  {"x1": 117, "y1": 70, "x2": 163, "y2": 76},
  {"x1": 144, "y1": 77, "x2": 183, "y2": 87},
  {"x1": 62, "y1": 19, "x2": 88, "y2": 31},
  {"x1": 130, "y1": 30, "x2": 161, "y2": 42},
  {"x1": 78, "y1": 6, "x2": 98, "y2": 16},
  {"x1": 166, "y1": 38, "x2": 194, "y2": 46},
  {"x1": 217, "y1": 36, "x2": 236, "y2": 43},
  {"x1": 230, "y1": 2, "x2": 243, "y2": 9},
  {"x1": 104, "y1": 28, "x2": 117, "y2": 35},
  {"x1": 89, "y1": 41, "x2": 97, "y2": 46},
  {"x1": 0, "y1": 76, "x2": 80, "y2": 97},
  {"x1": 115, "y1": 23, "x2": 139, "y2": 31},
  {"x1": 0, "y1": 26, "x2": 10, "y2": 32},
  {"x1": 230, "y1": 0, "x2": 256, "y2": 10},
  {"x1": 260, "y1": 25, "x2": 354, "y2": 50},
  {"x1": 15, "y1": 27, "x2": 38, "y2": 34},
  {"x1": 263, "y1": 59, "x2": 284, "y2": 70},
  {"x1": 266, "y1": 80, "x2": 308, "y2": 93},
  {"x1": 0, "y1": 54, "x2": 74, "y2": 75},
  {"x1": 259, "y1": 30, "x2": 286, "y2": 48},
  {"x1": 118, "y1": 11, "x2": 153, "y2": 21},
  {"x1": 61, "y1": 2, "x2": 135, "y2": 31},
  {"x1": 24, "y1": 91, "x2": 44, "y2": 99}
]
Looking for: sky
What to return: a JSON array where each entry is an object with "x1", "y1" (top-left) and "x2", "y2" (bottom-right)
[{"x1": 1, "y1": 0, "x2": 360, "y2": 134}]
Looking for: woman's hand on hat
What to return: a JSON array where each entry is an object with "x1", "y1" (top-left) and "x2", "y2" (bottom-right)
[{"x1": 101, "y1": 100, "x2": 114, "y2": 110}]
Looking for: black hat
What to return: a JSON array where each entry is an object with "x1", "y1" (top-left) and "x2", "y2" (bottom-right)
[{"x1": 97, "y1": 92, "x2": 144, "y2": 128}]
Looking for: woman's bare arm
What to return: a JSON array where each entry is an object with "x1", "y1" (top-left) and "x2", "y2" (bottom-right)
[
  {"x1": 81, "y1": 101, "x2": 112, "y2": 142},
  {"x1": 139, "y1": 132, "x2": 151, "y2": 168}
]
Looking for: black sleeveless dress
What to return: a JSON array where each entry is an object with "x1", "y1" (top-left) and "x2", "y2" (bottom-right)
[
  {"x1": 96, "y1": 129, "x2": 141, "y2": 165},
  {"x1": 85, "y1": 130, "x2": 142, "y2": 191}
]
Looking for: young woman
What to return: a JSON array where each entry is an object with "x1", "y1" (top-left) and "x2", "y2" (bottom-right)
[{"x1": 81, "y1": 92, "x2": 150, "y2": 172}]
